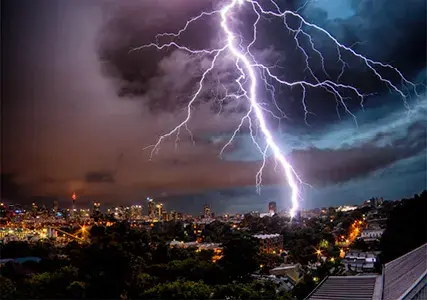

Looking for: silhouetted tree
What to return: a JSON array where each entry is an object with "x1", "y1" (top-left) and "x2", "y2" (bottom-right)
[
  {"x1": 144, "y1": 280, "x2": 213, "y2": 299},
  {"x1": 220, "y1": 232, "x2": 260, "y2": 280},
  {"x1": 380, "y1": 191, "x2": 427, "y2": 264},
  {"x1": 0, "y1": 276, "x2": 16, "y2": 299}
]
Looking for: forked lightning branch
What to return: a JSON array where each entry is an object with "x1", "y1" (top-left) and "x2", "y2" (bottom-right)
[{"x1": 131, "y1": 0, "x2": 417, "y2": 217}]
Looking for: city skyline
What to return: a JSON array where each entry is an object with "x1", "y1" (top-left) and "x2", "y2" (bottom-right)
[
  {"x1": 2, "y1": 0, "x2": 426, "y2": 214},
  {"x1": 0, "y1": 191, "x2": 396, "y2": 217}
]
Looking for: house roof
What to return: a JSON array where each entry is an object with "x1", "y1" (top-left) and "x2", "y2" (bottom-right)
[
  {"x1": 253, "y1": 233, "x2": 281, "y2": 239},
  {"x1": 382, "y1": 243, "x2": 427, "y2": 300},
  {"x1": 306, "y1": 275, "x2": 379, "y2": 300}
]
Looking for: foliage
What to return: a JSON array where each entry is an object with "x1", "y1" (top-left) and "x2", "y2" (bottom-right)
[
  {"x1": 66, "y1": 281, "x2": 86, "y2": 299},
  {"x1": 380, "y1": 191, "x2": 427, "y2": 264},
  {"x1": 0, "y1": 276, "x2": 16, "y2": 299},
  {"x1": 259, "y1": 253, "x2": 284, "y2": 273},
  {"x1": 0, "y1": 240, "x2": 54, "y2": 259},
  {"x1": 292, "y1": 275, "x2": 316, "y2": 300},
  {"x1": 214, "y1": 281, "x2": 284, "y2": 299},
  {"x1": 220, "y1": 232, "x2": 260, "y2": 280},
  {"x1": 25, "y1": 266, "x2": 78, "y2": 298},
  {"x1": 144, "y1": 280, "x2": 213, "y2": 299},
  {"x1": 202, "y1": 220, "x2": 231, "y2": 242},
  {"x1": 243, "y1": 214, "x2": 288, "y2": 233}
]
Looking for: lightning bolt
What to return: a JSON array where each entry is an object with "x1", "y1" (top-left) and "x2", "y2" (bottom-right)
[{"x1": 132, "y1": 0, "x2": 418, "y2": 218}]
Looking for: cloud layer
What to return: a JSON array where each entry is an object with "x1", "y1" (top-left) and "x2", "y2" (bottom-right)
[{"x1": 1, "y1": 0, "x2": 425, "y2": 212}]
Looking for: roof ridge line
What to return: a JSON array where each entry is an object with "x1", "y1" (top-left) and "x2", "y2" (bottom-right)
[{"x1": 384, "y1": 243, "x2": 427, "y2": 267}]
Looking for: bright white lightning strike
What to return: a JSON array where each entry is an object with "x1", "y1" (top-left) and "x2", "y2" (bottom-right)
[{"x1": 132, "y1": 0, "x2": 418, "y2": 218}]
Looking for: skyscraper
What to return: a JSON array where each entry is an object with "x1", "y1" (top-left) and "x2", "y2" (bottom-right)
[
  {"x1": 203, "y1": 204, "x2": 211, "y2": 218},
  {"x1": 156, "y1": 203, "x2": 163, "y2": 218},
  {"x1": 93, "y1": 202, "x2": 101, "y2": 213},
  {"x1": 268, "y1": 201, "x2": 277, "y2": 215},
  {"x1": 52, "y1": 200, "x2": 59, "y2": 215},
  {"x1": 147, "y1": 198, "x2": 155, "y2": 219},
  {"x1": 32, "y1": 202, "x2": 38, "y2": 217},
  {"x1": 71, "y1": 192, "x2": 77, "y2": 218},
  {"x1": 130, "y1": 205, "x2": 143, "y2": 220},
  {"x1": 170, "y1": 210, "x2": 177, "y2": 221},
  {"x1": 0, "y1": 203, "x2": 6, "y2": 219},
  {"x1": 92, "y1": 202, "x2": 101, "y2": 218}
]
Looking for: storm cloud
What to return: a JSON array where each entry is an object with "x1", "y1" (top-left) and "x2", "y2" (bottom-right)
[
  {"x1": 85, "y1": 171, "x2": 116, "y2": 183},
  {"x1": 1, "y1": 0, "x2": 425, "y2": 212}
]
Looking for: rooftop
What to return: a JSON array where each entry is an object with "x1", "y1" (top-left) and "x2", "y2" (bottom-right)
[
  {"x1": 306, "y1": 275, "x2": 379, "y2": 300},
  {"x1": 382, "y1": 243, "x2": 427, "y2": 300},
  {"x1": 253, "y1": 233, "x2": 281, "y2": 239}
]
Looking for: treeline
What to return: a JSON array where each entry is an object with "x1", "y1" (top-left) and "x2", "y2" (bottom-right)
[
  {"x1": 379, "y1": 190, "x2": 427, "y2": 264},
  {"x1": 0, "y1": 225, "x2": 293, "y2": 299}
]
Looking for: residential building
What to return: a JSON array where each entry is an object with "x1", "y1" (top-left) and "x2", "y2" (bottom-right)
[
  {"x1": 336, "y1": 205, "x2": 358, "y2": 212},
  {"x1": 342, "y1": 251, "x2": 378, "y2": 273},
  {"x1": 253, "y1": 233, "x2": 283, "y2": 254},
  {"x1": 169, "y1": 241, "x2": 223, "y2": 262},
  {"x1": 306, "y1": 275, "x2": 380, "y2": 300},
  {"x1": 360, "y1": 229, "x2": 385, "y2": 242},
  {"x1": 306, "y1": 243, "x2": 427, "y2": 300},
  {"x1": 269, "y1": 264, "x2": 303, "y2": 283},
  {"x1": 382, "y1": 243, "x2": 426, "y2": 300}
]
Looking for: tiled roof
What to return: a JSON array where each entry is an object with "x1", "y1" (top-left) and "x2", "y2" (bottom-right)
[
  {"x1": 307, "y1": 275, "x2": 378, "y2": 300},
  {"x1": 382, "y1": 243, "x2": 427, "y2": 300}
]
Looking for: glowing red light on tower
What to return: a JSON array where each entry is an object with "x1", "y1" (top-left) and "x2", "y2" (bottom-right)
[{"x1": 72, "y1": 192, "x2": 76, "y2": 201}]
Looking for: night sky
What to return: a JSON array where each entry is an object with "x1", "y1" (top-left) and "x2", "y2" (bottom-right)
[{"x1": 2, "y1": 0, "x2": 426, "y2": 215}]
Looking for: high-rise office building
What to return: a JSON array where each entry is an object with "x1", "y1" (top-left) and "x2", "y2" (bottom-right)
[
  {"x1": 92, "y1": 202, "x2": 101, "y2": 218},
  {"x1": 170, "y1": 210, "x2": 177, "y2": 221},
  {"x1": 79, "y1": 209, "x2": 90, "y2": 219},
  {"x1": 0, "y1": 203, "x2": 6, "y2": 218},
  {"x1": 32, "y1": 202, "x2": 38, "y2": 216},
  {"x1": 130, "y1": 205, "x2": 143, "y2": 220},
  {"x1": 52, "y1": 200, "x2": 59, "y2": 215},
  {"x1": 71, "y1": 192, "x2": 77, "y2": 218},
  {"x1": 147, "y1": 198, "x2": 155, "y2": 219},
  {"x1": 156, "y1": 203, "x2": 163, "y2": 218},
  {"x1": 93, "y1": 202, "x2": 101, "y2": 213},
  {"x1": 268, "y1": 201, "x2": 277, "y2": 215},
  {"x1": 203, "y1": 204, "x2": 211, "y2": 218}
]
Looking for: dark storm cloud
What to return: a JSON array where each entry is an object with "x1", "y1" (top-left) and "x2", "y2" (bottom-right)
[
  {"x1": 1, "y1": 0, "x2": 425, "y2": 212},
  {"x1": 97, "y1": 0, "x2": 224, "y2": 112},
  {"x1": 301, "y1": 0, "x2": 426, "y2": 77},
  {"x1": 85, "y1": 171, "x2": 116, "y2": 183},
  {"x1": 295, "y1": 122, "x2": 426, "y2": 185}
]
